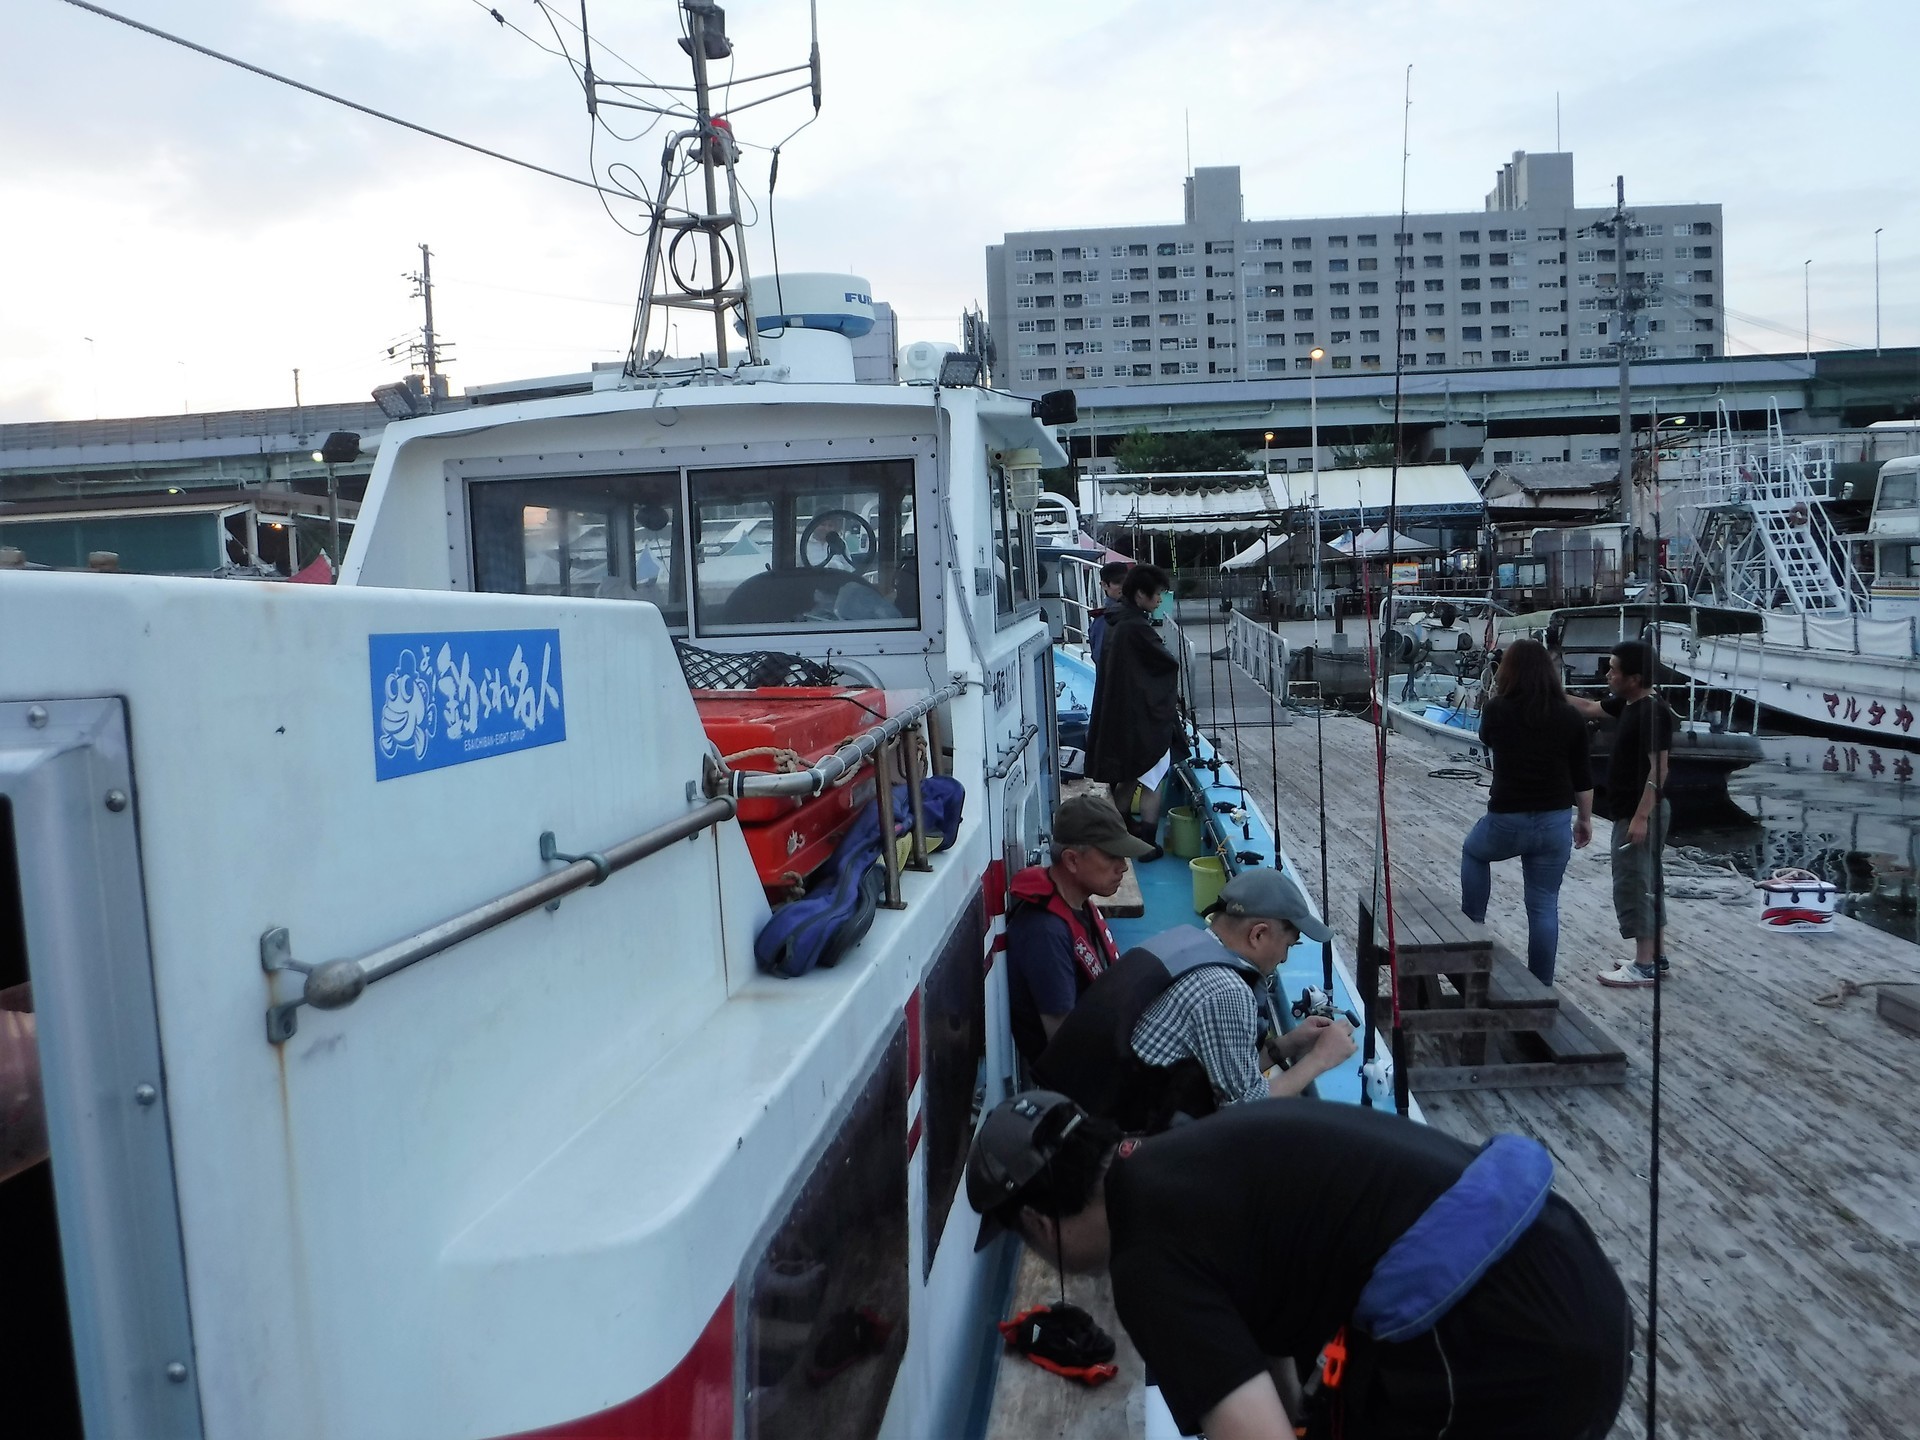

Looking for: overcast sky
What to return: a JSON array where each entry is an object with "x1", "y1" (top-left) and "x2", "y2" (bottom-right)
[{"x1": 2, "y1": 0, "x2": 1914, "y2": 423}]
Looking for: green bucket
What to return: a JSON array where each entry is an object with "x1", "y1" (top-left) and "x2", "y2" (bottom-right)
[
  {"x1": 1167, "y1": 805, "x2": 1205, "y2": 859},
  {"x1": 1190, "y1": 855, "x2": 1226, "y2": 915}
]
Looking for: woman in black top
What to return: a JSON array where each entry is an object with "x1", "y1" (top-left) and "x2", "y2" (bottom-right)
[{"x1": 1459, "y1": 639, "x2": 1594, "y2": 984}]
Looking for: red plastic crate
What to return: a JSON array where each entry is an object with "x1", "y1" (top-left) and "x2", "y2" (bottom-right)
[{"x1": 693, "y1": 688, "x2": 886, "y2": 889}]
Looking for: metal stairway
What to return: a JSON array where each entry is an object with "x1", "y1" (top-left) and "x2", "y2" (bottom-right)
[{"x1": 1677, "y1": 400, "x2": 1869, "y2": 615}]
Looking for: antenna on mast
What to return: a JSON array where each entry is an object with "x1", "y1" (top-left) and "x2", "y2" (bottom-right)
[{"x1": 575, "y1": 0, "x2": 822, "y2": 381}]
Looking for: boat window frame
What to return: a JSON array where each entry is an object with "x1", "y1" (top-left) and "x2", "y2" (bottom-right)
[{"x1": 447, "y1": 435, "x2": 946, "y2": 659}]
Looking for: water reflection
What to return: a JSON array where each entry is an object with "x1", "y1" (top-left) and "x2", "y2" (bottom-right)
[{"x1": 1674, "y1": 737, "x2": 1920, "y2": 948}]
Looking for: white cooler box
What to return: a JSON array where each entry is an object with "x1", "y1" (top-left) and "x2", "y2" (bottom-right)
[{"x1": 1754, "y1": 870, "x2": 1842, "y2": 934}]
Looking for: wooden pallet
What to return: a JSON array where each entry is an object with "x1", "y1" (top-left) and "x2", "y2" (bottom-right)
[{"x1": 1360, "y1": 882, "x2": 1626, "y2": 1092}]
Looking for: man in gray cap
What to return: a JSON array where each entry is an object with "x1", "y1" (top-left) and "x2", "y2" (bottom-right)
[
  {"x1": 1005, "y1": 794, "x2": 1155, "y2": 1064},
  {"x1": 1033, "y1": 867, "x2": 1356, "y2": 1132}
]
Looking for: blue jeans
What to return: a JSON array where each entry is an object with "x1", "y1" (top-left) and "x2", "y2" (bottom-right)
[{"x1": 1460, "y1": 809, "x2": 1574, "y2": 984}]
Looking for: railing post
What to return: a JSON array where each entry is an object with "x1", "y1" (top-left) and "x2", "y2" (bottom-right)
[
  {"x1": 904, "y1": 719, "x2": 932, "y2": 873},
  {"x1": 874, "y1": 734, "x2": 904, "y2": 909}
]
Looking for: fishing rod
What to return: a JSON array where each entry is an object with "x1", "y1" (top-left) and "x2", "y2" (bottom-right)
[{"x1": 1644, "y1": 501, "x2": 1669, "y2": 1440}]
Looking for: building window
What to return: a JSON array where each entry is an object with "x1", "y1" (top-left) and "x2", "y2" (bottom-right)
[
  {"x1": 1180, "y1": 265, "x2": 1196, "y2": 277},
  {"x1": 1065, "y1": 365, "x2": 1086, "y2": 380},
  {"x1": 1395, "y1": 281, "x2": 1415, "y2": 294},
  {"x1": 1293, "y1": 307, "x2": 1314, "y2": 321},
  {"x1": 1036, "y1": 343, "x2": 1056, "y2": 355},
  {"x1": 1331, "y1": 355, "x2": 1352, "y2": 369},
  {"x1": 1292, "y1": 236, "x2": 1312, "y2": 250},
  {"x1": 1061, "y1": 270, "x2": 1083, "y2": 284},
  {"x1": 1424, "y1": 303, "x2": 1445, "y2": 316},
  {"x1": 1458, "y1": 230, "x2": 1480, "y2": 243},
  {"x1": 1361, "y1": 354, "x2": 1382, "y2": 368},
  {"x1": 1331, "y1": 330, "x2": 1352, "y2": 343},
  {"x1": 1036, "y1": 319, "x2": 1055, "y2": 332},
  {"x1": 1295, "y1": 358, "x2": 1314, "y2": 370},
  {"x1": 1492, "y1": 325, "x2": 1511, "y2": 338},
  {"x1": 1398, "y1": 328, "x2": 1416, "y2": 341},
  {"x1": 1016, "y1": 320, "x2": 1035, "y2": 333},
  {"x1": 1064, "y1": 317, "x2": 1084, "y2": 332},
  {"x1": 1329, "y1": 282, "x2": 1350, "y2": 296},
  {"x1": 1458, "y1": 254, "x2": 1480, "y2": 268},
  {"x1": 1422, "y1": 255, "x2": 1445, "y2": 269},
  {"x1": 1490, "y1": 301, "x2": 1510, "y2": 314},
  {"x1": 1492, "y1": 350, "x2": 1511, "y2": 364},
  {"x1": 1032, "y1": 248, "x2": 1054, "y2": 261},
  {"x1": 1064, "y1": 341, "x2": 1085, "y2": 356},
  {"x1": 1400, "y1": 352, "x2": 1417, "y2": 366},
  {"x1": 1460, "y1": 351, "x2": 1481, "y2": 365},
  {"x1": 1014, "y1": 248, "x2": 1035, "y2": 262},
  {"x1": 1062, "y1": 294, "x2": 1083, "y2": 308},
  {"x1": 1016, "y1": 343, "x2": 1035, "y2": 358},
  {"x1": 1131, "y1": 291, "x2": 1149, "y2": 303},
  {"x1": 1489, "y1": 252, "x2": 1510, "y2": 267},
  {"x1": 1511, "y1": 350, "x2": 1530, "y2": 362},
  {"x1": 1425, "y1": 328, "x2": 1446, "y2": 342},
  {"x1": 1424, "y1": 279, "x2": 1445, "y2": 292},
  {"x1": 1360, "y1": 329, "x2": 1380, "y2": 342},
  {"x1": 1330, "y1": 306, "x2": 1351, "y2": 320},
  {"x1": 1178, "y1": 242, "x2": 1196, "y2": 255},
  {"x1": 1462, "y1": 326, "x2": 1483, "y2": 341},
  {"x1": 1016, "y1": 297, "x2": 1032, "y2": 309},
  {"x1": 1425, "y1": 353, "x2": 1446, "y2": 366},
  {"x1": 1293, "y1": 284, "x2": 1314, "y2": 296},
  {"x1": 1293, "y1": 260, "x2": 1314, "y2": 273},
  {"x1": 1160, "y1": 361, "x2": 1180, "y2": 374},
  {"x1": 1261, "y1": 237, "x2": 1285, "y2": 251},
  {"x1": 1359, "y1": 305, "x2": 1380, "y2": 319},
  {"x1": 1034, "y1": 295, "x2": 1055, "y2": 309},
  {"x1": 1155, "y1": 265, "x2": 1175, "y2": 279},
  {"x1": 1357, "y1": 257, "x2": 1378, "y2": 272},
  {"x1": 1460, "y1": 302, "x2": 1481, "y2": 316},
  {"x1": 1328, "y1": 235, "x2": 1348, "y2": 248},
  {"x1": 1328, "y1": 258, "x2": 1349, "y2": 273},
  {"x1": 1694, "y1": 293, "x2": 1715, "y2": 307},
  {"x1": 1489, "y1": 277, "x2": 1510, "y2": 290},
  {"x1": 1157, "y1": 242, "x2": 1177, "y2": 256},
  {"x1": 1294, "y1": 332, "x2": 1316, "y2": 345},
  {"x1": 1459, "y1": 277, "x2": 1481, "y2": 291}
]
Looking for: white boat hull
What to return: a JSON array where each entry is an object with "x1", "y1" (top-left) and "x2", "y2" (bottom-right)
[{"x1": 1664, "y1": 624, "x2": 1920, "y2": 745}]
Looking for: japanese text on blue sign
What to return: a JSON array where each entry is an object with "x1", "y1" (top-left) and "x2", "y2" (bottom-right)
[{"x1": 370, "y1": 629, "x2": 565, "y2": 780}]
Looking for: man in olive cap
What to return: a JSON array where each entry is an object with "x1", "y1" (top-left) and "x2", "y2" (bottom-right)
[
  {"x1": 1034, "y1": 867, "x2": 1356, "y2": 1132},
  {"x1": 966, "y1": 1092, "x2": 1630, "y2": 1439},
  {"x1": 1006, "y1": 794, "x2": 1155, "y2": 1064}
]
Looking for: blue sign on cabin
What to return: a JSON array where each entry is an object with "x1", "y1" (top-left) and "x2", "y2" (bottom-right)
[{"x1": 369, "y1": 629, "x2": 566, "y2": 781}]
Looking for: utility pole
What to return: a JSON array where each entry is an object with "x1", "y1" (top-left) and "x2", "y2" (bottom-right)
[
  {"x1": 406, "y1": 243, "x2": 448, "y2": 409},
  {"x1": 1583, "y1": 177, "x2": 1639, "y2": 582},
  {"x1": 1875, "y1": 229, "x2": 1883, "y2": 356}
]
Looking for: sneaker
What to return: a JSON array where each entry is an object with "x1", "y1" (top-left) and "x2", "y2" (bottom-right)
[
  {"x1": 1598, "y1": 961, "x2": 1658, "y2": 989},
  {"x1": 1656, "y1": 954, "x2": 1672, "y2": 975}
]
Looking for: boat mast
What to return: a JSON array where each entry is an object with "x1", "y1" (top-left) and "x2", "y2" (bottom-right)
[{"x1": 583, "y1": 0, "x2": 822, "y2": 379}]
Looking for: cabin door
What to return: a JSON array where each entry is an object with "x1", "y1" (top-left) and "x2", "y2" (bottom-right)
[{"x1": 0, "y1": 699, "x2": 203, "y2": 1440}]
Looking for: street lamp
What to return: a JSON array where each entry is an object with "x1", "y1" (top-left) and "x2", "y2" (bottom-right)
[
  {"x1": 1875, "y1": 228, "x2": 1884, "y2": 356},
  {"x1": 1308, "y1": 347, "x2": 1326, "y2": 633}
]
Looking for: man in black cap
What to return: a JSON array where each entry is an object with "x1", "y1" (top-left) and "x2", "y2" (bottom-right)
[
  {"x1": 1034, "y1": 868, "x2": 1356, "y2": 1132},
  {"x1": 967, "y1": 1093, "x2": 1631, "y2": 1440},
  {"x1": 1005, "y1": 794, "x2": 1155, "y2": 1065}
]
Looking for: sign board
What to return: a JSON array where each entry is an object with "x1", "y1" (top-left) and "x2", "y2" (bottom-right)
[
  {"x1": 1390, "y1": 563, "x2": 1421, "y2": 588},
  {"x1": 369, "y1": 629, "x2": 566, "y2": 780}
]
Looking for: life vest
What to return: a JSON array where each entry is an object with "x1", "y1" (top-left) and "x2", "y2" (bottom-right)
[
  {"x1": 1007, "y1": 866, "x2": 1121, "y2": 988},
  {"x1": 1033, "y1": 926, "x2": 1265, "y2": 1134}
]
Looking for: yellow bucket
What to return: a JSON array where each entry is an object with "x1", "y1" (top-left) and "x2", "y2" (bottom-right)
[
  {"x1": 1189, "y1": 855, "x2": 1226, "y2": 915},
  {"x1": 1167, "y1": 805, "x2": 1205, "y2": 859}
]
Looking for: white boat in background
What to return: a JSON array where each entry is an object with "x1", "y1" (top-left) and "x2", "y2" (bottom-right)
[{"x1": 1667, "y1": 406, "x2": 1920, "y2": 744}]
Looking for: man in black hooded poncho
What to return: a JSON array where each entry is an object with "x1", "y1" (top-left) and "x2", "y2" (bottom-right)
[{"x1": 1084, "y1": 564, "x2": 1179, "y2": 856}]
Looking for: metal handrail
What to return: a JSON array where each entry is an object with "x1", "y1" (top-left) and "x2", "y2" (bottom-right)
[
  {"x1": 261, "y1": 797, "x2": 738, "y2": 1043},
  {"x1": 710, "y1": 680, "x2": 968, "y2": 799}
]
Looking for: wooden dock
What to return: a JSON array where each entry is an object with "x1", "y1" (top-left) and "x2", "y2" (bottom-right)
[{"x1": 1214, "y1": 691, "x2": 1920, "y2": 1440}]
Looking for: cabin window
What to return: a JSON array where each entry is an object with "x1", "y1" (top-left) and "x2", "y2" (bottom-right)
[
  {"x1": 1878, "y1": 473, "x2": 1916, "y2": 511},
  {"x1": 989, "y1": 460, "x2": 1039, "y2": 623},
  {"x1": 744, "y1": 1025, "x2": 908, "y2": 1440},
  {"x1": 920, "y1": 893, "x2": 988, "y2": 1276},
  {"x1": 688, "y1": 460, "x2": 918, "y2": 634},
  {"x1": 1879, "y1": 543, "x2": 1920, "y2": 578},
  {"x1": 469, "y1": 470, "x2": 687, "y2": 626}
]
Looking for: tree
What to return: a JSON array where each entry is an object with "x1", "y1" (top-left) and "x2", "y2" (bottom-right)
[
  {"x1": 1112, "y1": 427, "x2": 1249, "y2": 474},
  {"x1": 1041, "y1": 464, "x2": 1078, "y2": 499},
  {"x1": 1331, "y1": 426, "x2": 1399, "y2": 469}
]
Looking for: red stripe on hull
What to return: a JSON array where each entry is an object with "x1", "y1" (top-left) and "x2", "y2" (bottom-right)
[{"x1": 497, "y1": 1289, "x2": 733, "y2": 1439}]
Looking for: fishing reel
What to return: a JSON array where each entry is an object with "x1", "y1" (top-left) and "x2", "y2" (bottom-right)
[{"x1": 1292, "y1": 986, "x2": 1360, "y2": 1028}]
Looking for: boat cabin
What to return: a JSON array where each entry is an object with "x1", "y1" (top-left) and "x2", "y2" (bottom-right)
[{"x1": 1868, "y1": 455, "x2": 1920, "y2": 617}]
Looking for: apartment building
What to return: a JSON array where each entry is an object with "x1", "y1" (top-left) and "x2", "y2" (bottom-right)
[{"x1": 984, "y1": 151, "x2": 1724, "y2": 391}]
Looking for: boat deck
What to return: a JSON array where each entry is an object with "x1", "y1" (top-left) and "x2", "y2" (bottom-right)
[{"x1": 991, "y1": 625, "x2": 1920, "y2": 1438}]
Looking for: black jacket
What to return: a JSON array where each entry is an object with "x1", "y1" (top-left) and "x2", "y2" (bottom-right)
[{"x1": 1084, "y1": 605, "x2": 1180, "y2": 784}]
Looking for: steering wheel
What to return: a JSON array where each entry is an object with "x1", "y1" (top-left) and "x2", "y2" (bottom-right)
[{"x1": 799, "y1": 508, "x2": 879, "y2": 572}]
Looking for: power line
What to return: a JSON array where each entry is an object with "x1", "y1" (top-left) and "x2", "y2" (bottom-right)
[{"x1": 55, "y1": 0, "x2": 618, "y2": 198}]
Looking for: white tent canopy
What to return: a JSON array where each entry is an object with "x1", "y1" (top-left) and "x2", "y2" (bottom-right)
[
  {"x1": 1220, "y1": 533, "x2": 1288, "y2": 570},
  {"x1": 1328, "y1": 525, "x2": 1437, "y2": 557},
  {"x1": 1270, "y1": 464, "x2": 1482, "y2": 524}
]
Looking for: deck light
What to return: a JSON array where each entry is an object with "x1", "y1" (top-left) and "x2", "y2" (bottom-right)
[{"x1": 937, "y1": 352, "x2": 983, "y2": 388}]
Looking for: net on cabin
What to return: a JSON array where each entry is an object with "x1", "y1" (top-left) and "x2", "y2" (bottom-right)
[{"x1": 673, "y1": 639, "x2": 840, "y2": 691}]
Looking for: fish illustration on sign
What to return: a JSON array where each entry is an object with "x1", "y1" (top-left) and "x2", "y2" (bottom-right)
[{"x1": 379, "y1": 648, "x2": 437, "y2": 761}]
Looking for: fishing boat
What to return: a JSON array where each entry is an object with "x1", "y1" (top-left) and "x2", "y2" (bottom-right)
[
  {"x1": 1373, "y1": 595, "x2": 1766, "y2": 809},
  {"x1": 1667, "y1": 405, "x2": 1920, "y2": 744},
  {"x1": 0, "y1": 9, "x2": 1386, "y2": 1439}
]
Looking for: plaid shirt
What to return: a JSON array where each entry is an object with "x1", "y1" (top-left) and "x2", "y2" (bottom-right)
[{"x1": 1130, "y1": 964, "x2": 1268, "y2": 1106}]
